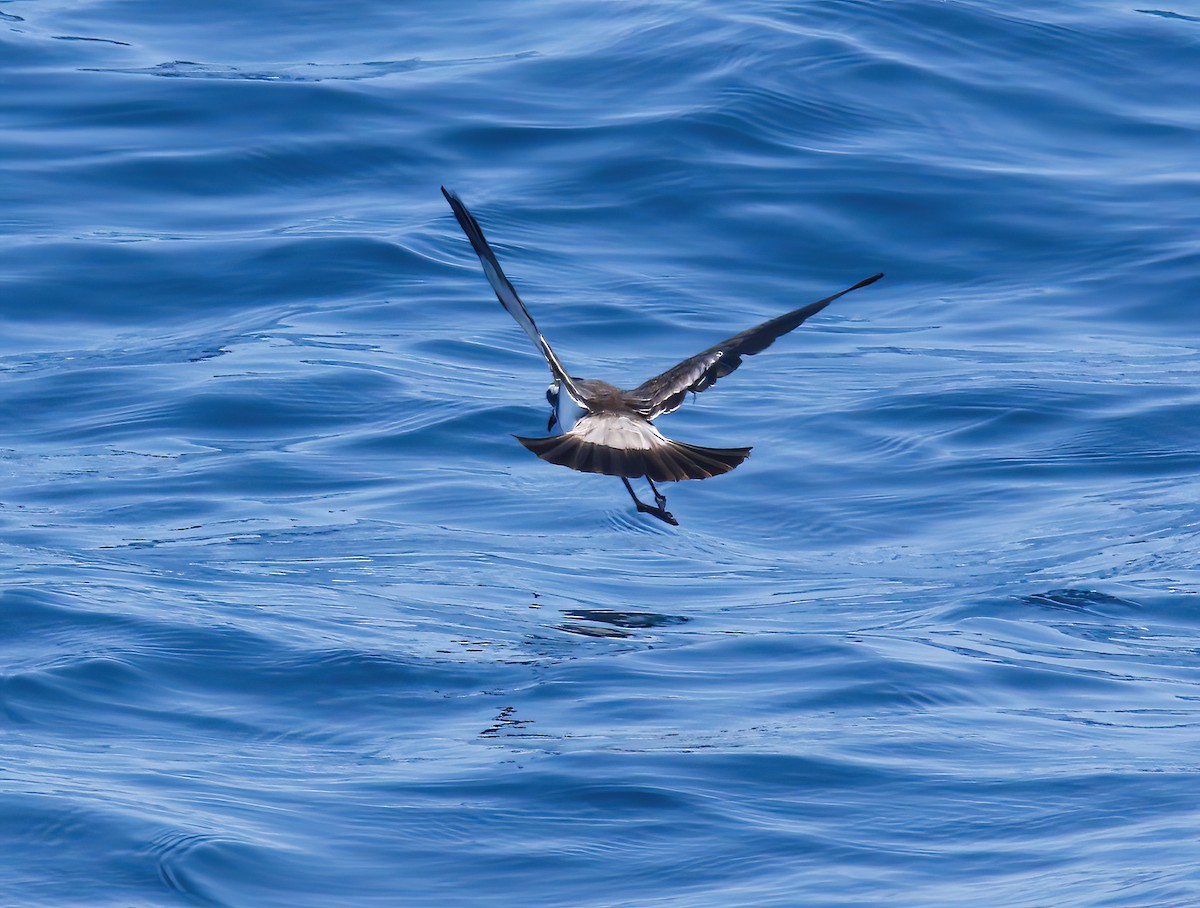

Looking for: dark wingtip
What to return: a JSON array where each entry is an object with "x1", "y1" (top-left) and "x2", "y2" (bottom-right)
[{"x1": 852, "y1": 272, "x2": 884, "y2": 291}]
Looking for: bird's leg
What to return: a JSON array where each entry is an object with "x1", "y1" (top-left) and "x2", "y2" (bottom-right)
[
  {"x1": 620, "y1": 477, "x2": 652, "y2": 513},
  {"x1": 645, "y1": 476, "x2": 668, "y2": 511},
  {"x1": 621, "y1": 477, "x2": 679, "y2": 526}
]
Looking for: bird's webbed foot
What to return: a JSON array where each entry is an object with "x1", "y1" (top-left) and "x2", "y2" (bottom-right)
[{"x1": 622, "y1": 477, "x2": 679, "y2": 526}]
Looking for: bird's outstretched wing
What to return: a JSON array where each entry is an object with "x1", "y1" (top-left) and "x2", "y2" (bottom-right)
[
  {"x1": 627, "y1": 272, "x2": 884, "y2": 419},
  {"x1": 441, "y1": 187, "x2": 584, "y2": 403}
]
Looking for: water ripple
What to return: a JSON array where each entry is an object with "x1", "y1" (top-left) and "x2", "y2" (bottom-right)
[{"x1": 4, "y1": 0, "x2": 1200, "y2": 905}]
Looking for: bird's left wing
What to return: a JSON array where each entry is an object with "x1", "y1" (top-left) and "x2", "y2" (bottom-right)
[
  {"x1": 442, "y1": 187, "x2": 583, "y2": 403},
  {"x1": 627, "y1": 272, "x2": 883, "y2": 419}
]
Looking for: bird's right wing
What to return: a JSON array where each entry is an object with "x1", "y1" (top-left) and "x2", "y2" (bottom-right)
[
  {"x1": 628, "y1": 272, "x2": 884, "y2": 419},
  {"x1": 441, "y1": 187, "x2": 583, "y2": 404}
]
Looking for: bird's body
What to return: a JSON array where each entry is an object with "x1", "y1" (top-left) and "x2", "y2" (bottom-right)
[
  {"x1": 517, "y1": 377, "x2": 751, "y2": 484},
  {"x1": 441, "y1": 186, "x2": 882, "y2": 524}
]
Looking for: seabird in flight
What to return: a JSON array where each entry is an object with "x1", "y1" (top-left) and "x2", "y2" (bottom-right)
[{"x1": 441, "y1": 186, "x2": 882, "y2": 525}]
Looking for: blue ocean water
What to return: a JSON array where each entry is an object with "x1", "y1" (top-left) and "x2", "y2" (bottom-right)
[{"x1": 2, "y1": 0, "x2": 1199, "y2": 904}]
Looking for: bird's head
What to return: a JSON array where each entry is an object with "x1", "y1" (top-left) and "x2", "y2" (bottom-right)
[{"x1": 546, "y1": 382, "x2": 560, "y2": 431}]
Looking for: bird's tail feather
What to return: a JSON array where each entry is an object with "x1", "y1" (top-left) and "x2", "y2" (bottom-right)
[{"x1": 515, "y1": 434, "x2": 751, "y2": 482}]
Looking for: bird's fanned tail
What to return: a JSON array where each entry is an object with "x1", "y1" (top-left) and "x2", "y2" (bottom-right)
[{"x1": 516, "y1": 433, "x2": 751, "y2": 482}]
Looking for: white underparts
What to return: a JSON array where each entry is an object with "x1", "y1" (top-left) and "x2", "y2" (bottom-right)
[
  {"x1": 568, "y1": 414, "x2": 667, "y2": 450},
  {"x1": 554, "y1": 387, "x2": 588, "y2": 432}
]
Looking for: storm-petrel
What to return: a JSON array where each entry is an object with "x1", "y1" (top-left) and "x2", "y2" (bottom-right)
[{"x1": 442, "y1": 186, "x2": 882, "y2": 525}]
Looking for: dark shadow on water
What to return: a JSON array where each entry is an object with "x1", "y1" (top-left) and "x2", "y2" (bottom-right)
[
  {"x1": 558, "y1": 609, "x2": 690, "y2": 638},
  {"x1": 479, "y1": 705, "x2": 550, "y2": 738},
  {"x1": 1136, "y1": 9, "x2": 1200, "y2": 23},
  {"x1": 1022, "y1": 588, "x2": 1140, "y2": 613}
]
